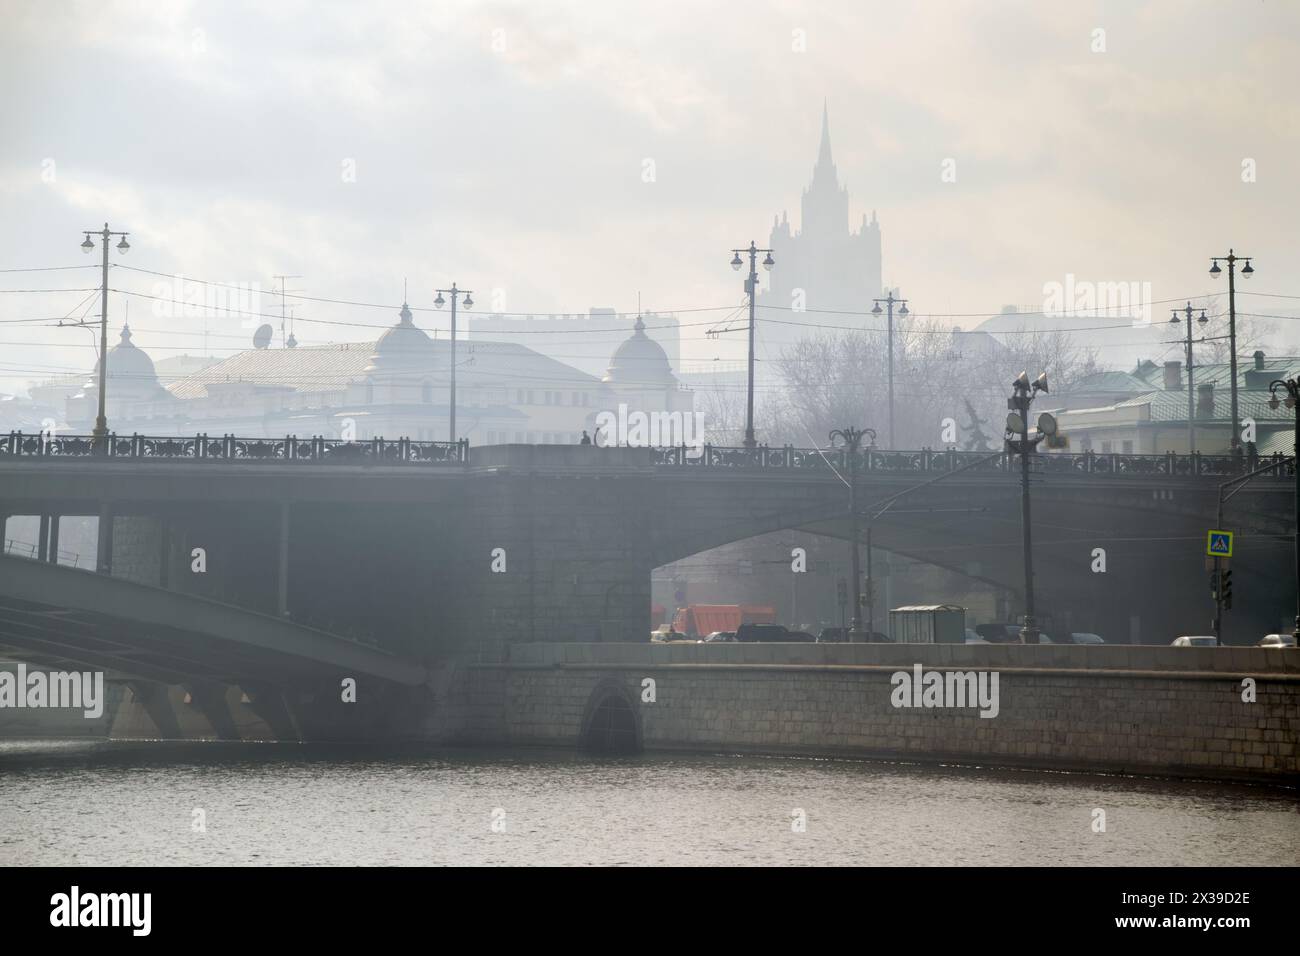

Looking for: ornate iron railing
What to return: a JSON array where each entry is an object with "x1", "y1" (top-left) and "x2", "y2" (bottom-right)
[
  {"x1": 0, "y1": 433, "x2": 469, "y2": 465},
  {"x1": 648, "y1": 444, "x2": 1296, "y2": 479},
  {"x1": 1, "y1": 433, "x2": 1292, "y2": 479}
]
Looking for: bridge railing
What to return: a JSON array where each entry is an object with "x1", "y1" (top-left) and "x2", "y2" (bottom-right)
[
  {"x1": 648, "y1": 444, "x2": 1295, "y2": 478},
  {"x1": 0, "y1": 433, "x2": 470, "y2": 465}
]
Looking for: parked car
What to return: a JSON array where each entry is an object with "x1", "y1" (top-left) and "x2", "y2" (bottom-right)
[
  {"x1": 974, "y1": 623, "x2": 1023, "y2": 644},
  {"x1": 703, "y1": 630, "x2": 737, "y2": 643},
  {"x1": 1257, "y1": 633, "x2": 1297, "y2": 647},
  {"x1": 965, "y1": 629, "x2": 989, "y2": 644},
  {"x1": 1069, "y1": 632, "x2": 1105, "y2": 645},
  {"x1": 1172, "y1": 635, "x2": 1218, "y2": 647},
  {"x1": 735, "y1": 623, "x2": 815, "y2": 643}
]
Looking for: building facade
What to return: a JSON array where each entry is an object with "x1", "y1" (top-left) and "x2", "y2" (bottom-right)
[{"x1": 57, "y1": 306, "x2": 693, "y2": 447}]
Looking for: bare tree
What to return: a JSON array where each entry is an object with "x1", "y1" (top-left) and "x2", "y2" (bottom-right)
[{"x1": 766, "y1": 318, "x2": 1105, "y2": 449}]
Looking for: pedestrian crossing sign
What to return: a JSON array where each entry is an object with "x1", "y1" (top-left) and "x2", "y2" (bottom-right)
[{"x1": 1206, "y1": 530, "x2": 1233, "y2": 557}]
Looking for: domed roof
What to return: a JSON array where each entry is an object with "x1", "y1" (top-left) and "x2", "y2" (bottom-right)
[
  {"x1": 603, "y1": 316, "x2": 677, "y2": 385},
  {"x1": 366, "y1": 302, "x2": 436, "y2": 374},
  {"x1": 97, "y1": 325, "x2": 163, "y2": 398}
]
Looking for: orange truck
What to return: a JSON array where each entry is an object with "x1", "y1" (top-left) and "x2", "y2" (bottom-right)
[{"x1": 670, "y1": 604, "x2": 777, "y2": 638}]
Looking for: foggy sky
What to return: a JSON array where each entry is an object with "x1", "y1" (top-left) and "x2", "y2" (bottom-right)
[{"x1": 1, "y1": 0, "x2": 1297, "y2": 392}]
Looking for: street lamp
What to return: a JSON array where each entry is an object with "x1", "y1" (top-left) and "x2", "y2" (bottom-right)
[
  {"x1": 434, "y1": 283, "x2": 473, "y2": 443},
  {"x1": 829, "y1": 425, "x2": 877, "y2": 642},
  {"x1": 1169, "y1": 302, "x2": 1209, "y2": 453},
  {"x1": 1006, "y1": 371, "x2": 1052, "y2": 644},
  {"x1": 79, "y1": 223, "x2": 129, "y2": 451},
  {"x1": 1267, "y1": 377, "x2": 1300, "y2": 643},
  {"x1": 1209, "y1": 250, "x2": 1254, "y2": 455},
  {"x1": 730, "y1": 241, "x2": 774, "y2": 449},
  {"x1": 872, "y1": 292, "x2": 909, "y2": 449}
]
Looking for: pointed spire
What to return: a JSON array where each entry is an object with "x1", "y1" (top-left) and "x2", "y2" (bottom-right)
[
  {"x1": 398, "y1": 302, "x2": 414, "y2": 326},
  {"x1": 119, "y1": 323, "x2": 133, "y2": 345},
  {"x1": 817, "y1": 98, "x2": 833, "y2": 170}
]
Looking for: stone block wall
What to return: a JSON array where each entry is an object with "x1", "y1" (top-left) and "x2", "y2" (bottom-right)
[{"x1": 435, "y1": 643, "x2": 1300, "y2": 783}]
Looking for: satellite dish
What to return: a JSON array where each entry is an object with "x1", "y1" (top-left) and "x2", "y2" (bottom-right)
[{"x1": 253, "y1": 324, "x2": 273, "y2": 349}]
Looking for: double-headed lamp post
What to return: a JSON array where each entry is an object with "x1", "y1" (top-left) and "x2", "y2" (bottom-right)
[
  {"x1": 80, "y1": 223, "x2": 130, "y2": 450},
  {"x1": 829, "y1": 425, "x2": 877, "y2": 642},
  {"x1": 1169, "y1": 303, "x2": 1209, "y2": 453},
  {"x1": 1267, "y1": 377, "x2": 1300, "y2": 642},
  {"x1": 730, "y1": 241, "x2": 774, "y2": 449},
  {"x1": 871, "y1": 293, "x2": 909, "y2": 449},
  {"x1": 434, "y1": 283, "x2": 473, "y2": 443},
  {"x1": 1209, "y1": 250, "x2": 1254, "y2": 453},
  {"x1": 1006, "y1": 371, "x2": 1053, "y2": 645}
]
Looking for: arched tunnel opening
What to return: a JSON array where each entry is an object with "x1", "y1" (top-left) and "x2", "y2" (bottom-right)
[{"x1": 581, "y1": 688, "x2": 641, "y2": 755}]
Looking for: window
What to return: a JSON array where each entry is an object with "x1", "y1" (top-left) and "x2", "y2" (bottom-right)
[
  {"x1": 1122, "y1": 440, "x2": 1134, "y2": 455},
  {"x1": 1101, "y1": 441, "x2": 1113, "y2": 454},
  {"x1": 422, "y1": 381, "x2": 432, "y2": 403}
]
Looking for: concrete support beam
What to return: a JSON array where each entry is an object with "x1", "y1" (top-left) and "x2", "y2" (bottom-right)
[
  {"x1": 127, "y1": 681, "x2": 183, "y2": 739},
  {"x1": 241, "y1": 684, "x2": 299, "y2": 741},
  {"x1": 95, "y1": 501, "x2": 113, "y2": 575},
  {"x1": 48, "y1": 514, "x2": 60, "y2": 564},
  {"x1": 37, "y1": 514, "x2": 49, "y2": 562},
  {"x1": 277, "y1": 501, "x2": 290, "y2": 618},
  {"x1": 185, "y1": 682, "x2": 241, "y2": 741}
]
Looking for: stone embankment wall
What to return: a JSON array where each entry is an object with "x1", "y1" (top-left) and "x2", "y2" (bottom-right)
[{"x1": 435, "y1": 643, "x2": 1300, "y2": 783}]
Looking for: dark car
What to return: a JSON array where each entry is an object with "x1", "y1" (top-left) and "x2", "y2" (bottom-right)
[
  {"x1": 736, "y1": 623, "x2": 815, "y2": 643},
  {"x1": 703, "y1": 630, "x2": 737, "y2": 643},
  {"x1": 975, "y1": 623, "x2": 1026, "y2": 644}
]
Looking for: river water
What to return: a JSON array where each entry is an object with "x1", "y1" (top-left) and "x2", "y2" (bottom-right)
[{"x1": 0, "y1": 739, "x2": 1295, "y2": 866}]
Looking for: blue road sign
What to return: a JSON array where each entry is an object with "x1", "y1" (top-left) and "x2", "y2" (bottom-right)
[{"x1": 1206, "y1": 530, "x2": 1234, "y2": 557}]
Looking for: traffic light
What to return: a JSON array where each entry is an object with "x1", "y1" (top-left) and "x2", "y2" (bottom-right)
[
  {"x1": 1209, "y1": 568, "x2": 1219, "y2": 601},
  {"x1": 861, "y1": 577, "x2": 875, "y2": 607},
  {"x1": 1221, "y1": 570, "x2": 1233, "y2": 609}
]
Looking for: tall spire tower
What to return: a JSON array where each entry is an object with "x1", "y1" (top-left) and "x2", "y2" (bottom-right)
[{"x1": 757, "y1": 101, "x2": 883, "y2": 356}]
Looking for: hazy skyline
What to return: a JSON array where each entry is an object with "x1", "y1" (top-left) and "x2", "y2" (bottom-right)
[{"x1": 2, "y1": 0, "x2": 1298, "y2": 392}]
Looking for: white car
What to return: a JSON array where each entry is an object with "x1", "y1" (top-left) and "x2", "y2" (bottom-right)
[
  {"x1": 1172, "y1": 635, "x2": 1218, "y2": 647},
  {"x1": 1070, "y1": 632, "x2": 1105, "y2": 645},
  {"x1": 1258, "y1": 633, "x2": 1297, "y2": 648},
  {"x1": 964, "y1": 629, "x2": 988, "y2": 644}
]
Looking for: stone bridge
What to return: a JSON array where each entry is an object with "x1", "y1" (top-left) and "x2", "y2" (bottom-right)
[{"x1": 0, "y1": 434, "x2": 1294, "y2": 676}]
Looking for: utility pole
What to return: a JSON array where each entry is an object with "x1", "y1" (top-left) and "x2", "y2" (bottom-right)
[
  {"x1": 829, "y1": 426, "x2": 875, "y2": 642},
  {"x1": 1209, "y1": 250, "x2": 1254, "y2": 453},
  {"x1": 872, "y1": 292, "x2": 909, "y2": 448},
  {"x1": 730, "y1": 241, "x2": 774, "y2": 449},
  {"x1": 79, "y1": 223, "x2": 130, "y2": 452},
  {"x1": 435, "y1": 283, "x2": 473, "y2": 442},
  {"x1": 1169, "y1": 303, "x2": 1208, "y2": 453}
]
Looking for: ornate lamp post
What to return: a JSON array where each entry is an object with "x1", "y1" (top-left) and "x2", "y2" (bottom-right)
[
  {"x1": 1006, "y1": 371, "x2": 1054, "y2": 644},
  {"x1": 872, "y1": 292, "x2": 909, "y2": 449},
  {"x1": 1209, "y1": 250, "x2": 1254, "y2": 453},
  {"x1": 730, "y1": 241, "x2": 774, "y2": 449},
  {"x1": 434, "y1": 283, "x2": 473, "y2": 442},
  {"x1": 829, "y1": 425, "x2": 877, "y2": 642},
  {"x1": 79, "y1": 223, "x2": 130, "y2": 451},
  {"x1": 1267, "y1": 377, "x2": 1300, "y2": 642}
]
